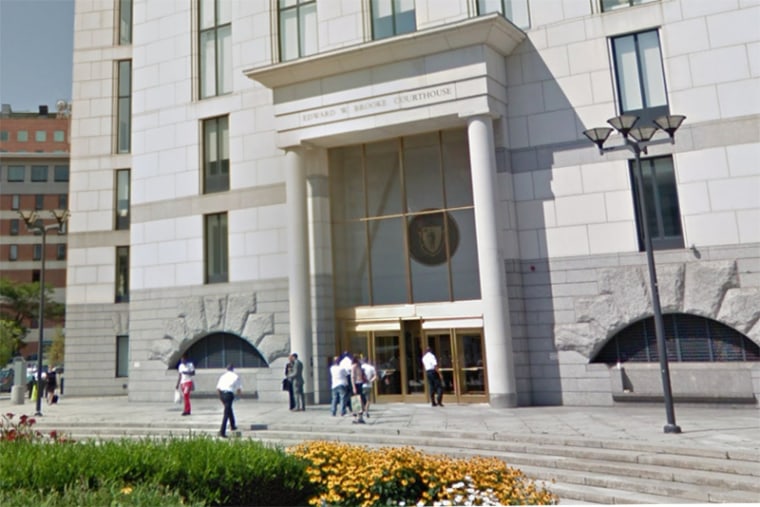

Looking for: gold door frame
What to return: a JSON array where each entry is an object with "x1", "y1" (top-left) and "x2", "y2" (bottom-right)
[{"x1": 341, "y1": 319, "x2": 487, "y2": 404}]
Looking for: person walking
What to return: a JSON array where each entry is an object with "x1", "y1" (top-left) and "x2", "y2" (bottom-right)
[
  {"x1": 350, "y1": 356, "x2": 366, "y2": 424},
  {"x1": 287, "y1": 352, "x2": 305, "y2": 411},
  {"x1": 422, "y1": 347, "x2": 444, "y2": 407},
  {"x1": 329, "y1": 356, "x2": 348, "y2": 416},
  {"x1": 176, "y1": 355, "x2": 195, "y2": 416},
  {"x1": 216, "y1": 364, "x2": 242, "y2": 438},
  {"x1": 360, "y1": 357, "x2": 377, "y2": 418}
]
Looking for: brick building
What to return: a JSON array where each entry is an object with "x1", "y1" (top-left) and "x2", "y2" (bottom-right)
[{"x1": 0, "y1": 103, "x2": 70, "y2": 359}]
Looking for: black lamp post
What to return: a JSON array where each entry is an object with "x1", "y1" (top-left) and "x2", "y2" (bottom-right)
[
  {"x1": 18, "y1": 209, "x2": 70, "y2": 417},
  {"x1": 583, "y1": 113, "x2": 685, "y2": 434}
]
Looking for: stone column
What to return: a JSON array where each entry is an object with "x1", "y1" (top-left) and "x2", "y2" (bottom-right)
[
  {"x1": 285, "y1": 147, "x2": 312, "y2": 399},
  {"x1": 466, "y1": 114, "x2": 517, "y2": 408}
]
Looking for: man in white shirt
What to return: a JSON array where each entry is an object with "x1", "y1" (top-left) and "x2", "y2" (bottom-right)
[
  {"x1": 216, "y1": 364, "x2": 242, "y2": 437},
  {"x1": 329, "y1": 356, "x2": 349, "y2": 416},
  {"x1": 422, "y1": 347, "x2": 444, "y2": 407},
  {"x1": 360, "y1": 359, "x2": 377, "y2": 417}
]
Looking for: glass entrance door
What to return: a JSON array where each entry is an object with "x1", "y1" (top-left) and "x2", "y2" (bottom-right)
[
  {"x1": 425, "y1": 329, "x2": 487, "y2": 403},
  {"x1": 341, "y1": 323, "x2": 486, "y2": 403}
]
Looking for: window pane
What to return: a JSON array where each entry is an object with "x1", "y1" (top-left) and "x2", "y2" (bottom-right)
[
  {"x1": 118, "y1": 97, "x2": 131, "y2": 153},
  {"x1": 601, "y1": 0, "x2": 629, "y2": 11},
  {"x1": 394, "y1": 0, "x2": 416, "y2": 35},
  {"x1": 116, "y1": 336, "x2": 129, "y2": 377},
  {"x1": 9, "y1": 245, "x2": 18, "y2": 261},
  {"x1": 206, "y1": 213, "x2": 228, "y2": 283},
  {"x1": 442, "y1": 129, "x2": 474, "y2": 208},
  {"x1": 404, "y1": 133, "x2": 443, "y2": 212},
  {"x1": 505, "y1": 0, "x2": 530, "y2": 29},
  {"x1": 31, "y1": 165, "x2": 48, "y2": 182},
  {"x1": 613, "y1": 35, "x2": 643, "y2": 112},
  {"x1": 372, "y1": 0, "x2": 394, "y2": 40},
  {"x1": 300, "y1": 3, "x2": 318, "y2": 57},
  {"x1": 200, "y1": 29, "x2": 216, "y2": 98},
  {"x1": 119, "y1": 0, "x2": 132, "y2": 44},
  {"x1": 280, "y1": 8, "x2": 299, "y2": 61},
  {"x1": 8, "y1": 165, "x2": 24, "y2": 181},
  {"x1": 54, "y1": 165, "x2": 69, "y2": 181},
  {"x1": 56, "y1": 243, "x2": 66, "y2": 260},
  {"x1": 217, "y1": 0, "x2": 232, "y2": 24},
  {"x1": 116, "y1": 246, "x2": 130, "y2": 302},
  {"x1": 116, "y1": 169, "x2": 130, "y2": 229},
  {"x1": 217, "y1": 25, "x2": 232, "y2": 94},
  {"x1": 35, "y1": 131, "x2": 46, "y2": 142},
  {"x1": 53, "y1": 130, "x2": 65, "y2": 142},
  {"x1": 366, "y1": 140, "x2": 402, "y2": 216},
  {"x1": 330, "y1": 145, "x2": 365, "y2": 221},
  {"x1": 652, "y1": 158, "x2": 682, "y2": 238},
  {"x1": 333, "y1": 221, "x2": 370, "y2": 308},
  {"x1": 10, "y1": 219, "x2": 19, "y2": 235},
  {"x1": 449, "y1": 208, "x2": 480, "y2": 300},
  {"x1": 199, "y1": 0, "x2": 215, "y2": 29},
  {"x1": 639, "y1": 31, "x2": 667, "y2": 108},
  {"x1": 17, "y1": 130, "x2": 28, "y2": 142},
  {"x1": 369, "y1": 217, "x2": 407, "y2": 304},
  {"x1": 118, "y1": 60, "x2": 131, "y2": 96}
]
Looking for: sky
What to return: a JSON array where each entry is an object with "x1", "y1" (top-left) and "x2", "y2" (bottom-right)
[{"x1": 0, "y1": 0, "x2": 75, "y2": 112}]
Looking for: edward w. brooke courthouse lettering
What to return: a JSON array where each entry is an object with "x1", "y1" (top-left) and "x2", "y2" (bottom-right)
[{"x1": 300, "y1": 85, "x2": 453, "y2": 126}]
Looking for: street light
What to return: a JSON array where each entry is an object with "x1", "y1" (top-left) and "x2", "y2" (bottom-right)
[
  {"x1": 18, "y1": 208, "x2": 70, "y2": 417},
  {"x1": 583, "y1": 113, "x2": 686, "y2": 434}
]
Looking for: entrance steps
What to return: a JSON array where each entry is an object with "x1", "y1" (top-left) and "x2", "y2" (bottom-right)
[{"x1": 31, "y1": 419, "x2": 760, "y2": 504}]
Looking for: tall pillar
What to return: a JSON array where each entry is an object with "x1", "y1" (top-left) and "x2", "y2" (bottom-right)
[
  {"x1": 285, "y1": 148, "x2": 312, "y2": 400},
  {"x1": 466, "y1": 114, "x2": 517, "y2": 408}
]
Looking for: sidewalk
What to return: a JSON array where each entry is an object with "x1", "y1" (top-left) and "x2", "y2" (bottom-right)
[{"x1": 2, "y1": 393, "x2": 758, "y2": 454}]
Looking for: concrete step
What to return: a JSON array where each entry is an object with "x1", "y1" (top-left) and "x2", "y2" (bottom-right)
[{"x1": 30, "y1": 422, "x2": 760, "y2": 504}]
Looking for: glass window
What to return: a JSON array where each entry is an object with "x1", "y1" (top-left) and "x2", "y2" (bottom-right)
[
  {"x1": 116, "y1": 246, "x2": 130, "y2": 303},
  {"x1": 35, "y1": 131, "x2": 47, "y2": 142},
  {"x1": 53, "y1": 130, "x2": 65, "y2": 142},
  {"x1": 9, "y1": 245, "x2": 18, "y2": 261},
  {"x1": 202, "y1": 116, "x2": 230, "y2": 193},
  {"x1": 612, "y1": 30, "x2": 668, "y2": 127},
  {"x1": 35, "y1": 194, "x2": 44, "y2": 210},
  {"x1": 330, "y1": 129, "x2": 479, "y2": 308},
  {"x1": 17, "y1": 130, "x2": 28, "y2": 142},
  {"x1": 10, "y1": 219, "x2": 19, "y2": 236},
  {"x1": 11, "y1": 195, "x2": 20, "y2": 210},
  {"x1": 630, "y1": 156, "x2": 683, "y2": 251},
  {"x1": 199, "y1": 0, "x2": 232, "y2": 98},
  {"x1": 116, "y1": 335, "x2": 129, "y2": 377},
  {"x1": 31, "y1": 165, "x2": 48, "y2": 182},
  {"x1": 278, "y1": 0, "x2": 317, "y2": 62},
  {"x1": 54, "y1": 165, "x2": 69, "y2": 181},
  {"x1": 119, "y1": 0, "x2": 132, "y2": 45},
  {"x1": 7, "y1": 165, "x2": 24, "y2": 182},
  {"x1": 371, "y1": 0, "x2": 416, "y2": 40},
  {"x1": 58, "y1": 194, "x2": 68, "y2": 209},
  {"x1": 56, "y1": 243, "x2": 66, "y2": 260},
  {"x1": 117, "y1": 60, "x2": 132, "y2": 153},
  {"x1": 601, "y1": 0, "x2": 658, "y2": 12},
  {"x1": 477, "y1": 0, "x2": 530, "y2": 30},
  {"x1": 205, "y1": 213, "x2": 228, "y2": 283},
  {"x1": 116, "y1": 169, "x2": 130, "y2": 229},
  {"x1": 34, "y1": 244, "x2": 42, "y2": 261},
  {"x1": 0, "y1": 131, "x2": 8, "y2": 141}
]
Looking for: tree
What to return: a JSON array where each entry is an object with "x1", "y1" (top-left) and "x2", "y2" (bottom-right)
[
  {"x1": 48, "y1": 326, "x2": 65, "y2": 367},
  {"x1": 0, "y1": 277, "x2": 65, "y2": 364}
]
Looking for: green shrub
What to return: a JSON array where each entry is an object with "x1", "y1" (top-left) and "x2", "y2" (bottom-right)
[{"x1": 0, "y1": 436, "x2": 317, "y2": 506}]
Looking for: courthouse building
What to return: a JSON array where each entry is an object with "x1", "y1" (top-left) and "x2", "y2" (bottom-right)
[{"x1": 65, "y1": 0, "x2": 759, "y2": 406}]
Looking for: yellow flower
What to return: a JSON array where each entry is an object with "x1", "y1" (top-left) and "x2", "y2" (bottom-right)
[{"x1": 120, "y1": 486, "x2": 133, "y2": 495}]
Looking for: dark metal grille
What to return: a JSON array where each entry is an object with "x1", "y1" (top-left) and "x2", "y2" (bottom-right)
[
  {"x1": 592, "y1": 314, "x2": 759, "y2": 364},
  {"x1": 184, "y1": 332, "x2": 268, "y2": 369}
]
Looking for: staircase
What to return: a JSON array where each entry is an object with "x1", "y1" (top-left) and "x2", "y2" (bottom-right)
[{"x1": 31, "y1": 418, "x2": 760, "y2": 504}]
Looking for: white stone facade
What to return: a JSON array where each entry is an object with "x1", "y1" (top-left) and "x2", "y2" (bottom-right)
[{"x1": 66, "y1": 0, "x2": 760, "y2": 405}]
